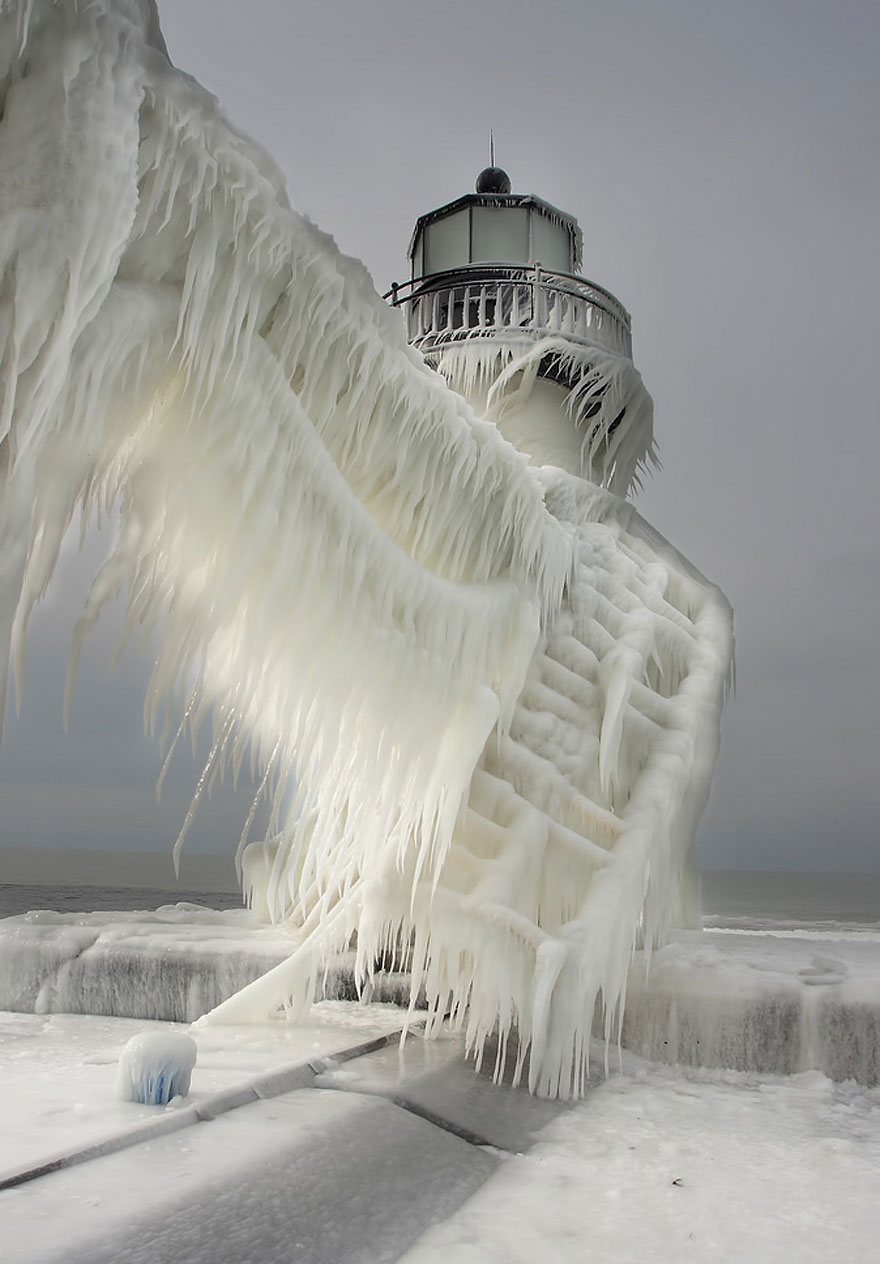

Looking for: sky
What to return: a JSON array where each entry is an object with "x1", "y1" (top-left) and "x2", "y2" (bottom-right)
[{"x1": 1, "y1": 0, "x2": 878, "y2": 876}]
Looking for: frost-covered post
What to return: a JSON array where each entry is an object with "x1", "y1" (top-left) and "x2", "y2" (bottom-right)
[{"x1": 116, "y1": 1032, "x2": 197, "y2": 1106}]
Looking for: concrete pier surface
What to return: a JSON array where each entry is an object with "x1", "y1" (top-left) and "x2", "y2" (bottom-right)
[
  {"x1": 0, "y1": 1009, "x2": 571, "y2": 1264},
  {"x1": 1, "y1": 1004, "x2": 878, "y2": 1264}
]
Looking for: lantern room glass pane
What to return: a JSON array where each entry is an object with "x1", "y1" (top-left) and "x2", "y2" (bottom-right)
[
  {"x1": 531, "y1": 213, "x2": 572, "y2": 273},
  {"x1": 471, "y1": 206, "x2": 528, "y2": 264},
  {"x1": 424, "y1": 211, "x2": 469, "y2": 274},
  {"x1": 411, "y1": 233, "x2": 423, "y2": 280}
]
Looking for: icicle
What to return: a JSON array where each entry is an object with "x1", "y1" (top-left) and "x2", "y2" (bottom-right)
[{"x1": 435, "y1": 338, "x2": 657, "y2": 495}]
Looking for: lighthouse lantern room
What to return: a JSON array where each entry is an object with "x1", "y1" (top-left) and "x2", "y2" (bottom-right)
[{"x1": 388, "y1": 167, "x2": 653, "y2": 493}]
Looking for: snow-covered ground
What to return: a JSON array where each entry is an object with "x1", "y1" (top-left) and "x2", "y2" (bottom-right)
[
  {"x1": 0, "y1": 1003, "x2": 406, "y2": 1180},
  {"x1": 1, "y1": 996, "x2": 878, "y2": 1262},
  {"x1": 400, "y1": 1051, "x2": 880, "y2": 1264}
]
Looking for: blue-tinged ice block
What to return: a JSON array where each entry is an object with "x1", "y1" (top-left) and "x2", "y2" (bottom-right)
[{"x1": 116, "y1": 1031, "x2": 198, "y2": 1105}]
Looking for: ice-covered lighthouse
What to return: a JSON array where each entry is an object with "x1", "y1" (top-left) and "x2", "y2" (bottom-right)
[
  {"x1": 387, "y1": 165, "x2": 654, "y2": 493},
  {"x1": 0, "y1": 0, "x2": 731, "y2": 1096},
  {"x1": 201, "y1": 162, "x2": 729, "y2": 1097}
]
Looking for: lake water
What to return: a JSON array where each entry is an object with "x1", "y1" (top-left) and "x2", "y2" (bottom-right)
[
  {"x1": 0, "y1": 883, "x2": 244, "y2": 918},
  {"x1": 1, "y1": 870, "x2": 878, "y2": 929},
  {"x1": 700, "y1": 870, "x2": 880, "y2": 932}
]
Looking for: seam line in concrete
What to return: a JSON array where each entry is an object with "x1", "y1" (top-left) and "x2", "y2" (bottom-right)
[
  {"x1": 315, "y1": 1079, "x2": 498, "y2": 1149},
  {"x1": 0, "y1": 1025, "x2": 414, "y2": 1192}
]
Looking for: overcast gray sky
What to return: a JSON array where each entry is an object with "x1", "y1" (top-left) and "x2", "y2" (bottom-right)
[{"x1": 1, "y1": 0, "x2": 878, "y2": 875}]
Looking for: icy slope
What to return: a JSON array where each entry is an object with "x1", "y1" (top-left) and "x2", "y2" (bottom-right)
[{"x1": 0, "y1": 0, "x2": 731, "y2": 1096}]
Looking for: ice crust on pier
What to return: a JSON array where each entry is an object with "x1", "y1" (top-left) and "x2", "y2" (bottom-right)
[
  {"x1": 2, "y1": 912, "x2": 877, "y2": 1088},
  {"x1": 0, "y1": 905, "x2": 296, "y2": 1021},
  {"x1": 0, "y1": 1, "x2": 731, "y2": 1096}
]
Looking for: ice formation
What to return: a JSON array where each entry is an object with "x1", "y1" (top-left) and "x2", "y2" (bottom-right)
[
  {"x1": 431, "y1": 338, "x2": 656, "y2": 496},
  {"x1": 0, "y1": 0, "x2": 731, "y2": 1096},
  {"x1": 116, "y1": 1030, "x2": 197, "y2": 1104}
]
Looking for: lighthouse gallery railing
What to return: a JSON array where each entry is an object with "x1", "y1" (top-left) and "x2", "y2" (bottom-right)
[{"x1": 385, "y1": 265, "x2": 633, "y2": 360}]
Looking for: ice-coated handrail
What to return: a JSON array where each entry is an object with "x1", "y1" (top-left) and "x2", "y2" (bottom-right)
[{"x1": 385, "y1": 265, "x2": 633, "y2": 360}]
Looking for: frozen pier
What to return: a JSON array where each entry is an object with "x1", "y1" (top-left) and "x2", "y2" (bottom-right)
[
  {"x1": 621, "y1": 930, "x2": 880, "y2": 1086},
  {"x1": 0, "y1": 908, "x2": 877, "y2": 1086},
  {"x1": 0, "y1": 906, "x2": 413, "y2": 1023},
  {"x1": 0, "y1": 1010, "x2": 565, "y2": 1264},
  {"x1": 1, "y1": 909, "x2": 878, "y2": 1263}
]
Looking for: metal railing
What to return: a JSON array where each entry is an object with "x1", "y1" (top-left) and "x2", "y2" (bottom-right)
[{"x1": 384, "y1": 265, "x2": 632, "y2": 360}]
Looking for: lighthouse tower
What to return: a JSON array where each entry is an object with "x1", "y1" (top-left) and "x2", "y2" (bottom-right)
[{"x1": 388, "y1": 166, "x2": 655, "y2": 496}]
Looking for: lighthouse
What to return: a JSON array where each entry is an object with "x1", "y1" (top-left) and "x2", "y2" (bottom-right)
[{"x1": 388, "y1": 166, "x2": 655, "y2": 496}]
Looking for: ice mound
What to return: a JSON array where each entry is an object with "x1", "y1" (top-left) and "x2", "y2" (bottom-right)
[{"x1": 116, "y1": 1031, "x2": 197, "y2": 1105}]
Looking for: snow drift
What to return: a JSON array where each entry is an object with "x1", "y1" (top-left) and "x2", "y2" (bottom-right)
[{"x1": 0, "y1": 0, "x2": 731, "y2": 1096}]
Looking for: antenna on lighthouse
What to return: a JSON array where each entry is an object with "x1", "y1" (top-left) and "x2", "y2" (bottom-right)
[{"x1": 489, "y1": 128, "x2": 495, "y2": 168}]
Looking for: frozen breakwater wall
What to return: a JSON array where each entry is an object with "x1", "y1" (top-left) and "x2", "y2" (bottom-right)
[
  {"x1": 0, "y1": 910, "x2": 877, "y2": 1086},
  {"x1": 619, "y1": 931, "x2": 880, "y2": 1087},
  {"x1": 0, "y1": 908, "x2": 413, "y2": 1024},
  {"x1": 0, "y1": 908, "x2": 292, "y2": 1022}
]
